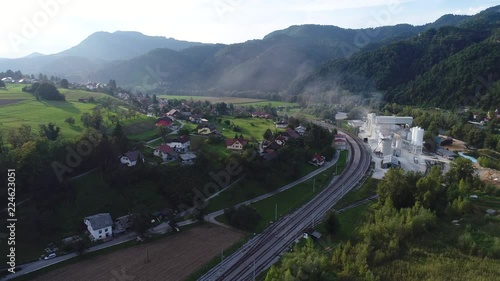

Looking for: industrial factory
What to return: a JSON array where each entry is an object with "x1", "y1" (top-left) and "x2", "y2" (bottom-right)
[{"x1": 358, "y1": 113, "x2": 427, "y2": 174}]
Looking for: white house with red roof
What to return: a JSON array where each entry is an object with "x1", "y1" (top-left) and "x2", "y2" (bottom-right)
[
  {"x1": 334, "y1": 134, "x2": 347, "y2": 150},
  {"x1": 311, "y1": 153, "x2": 326, "y2": 166},
  {"x1": 154, "y1": 144, "x2": 179, "y2": 161},
  {"x1": 226, "y1": 137, "x2": 248, "y2": 150},
  {"x1": 166, "y1": 135, "x2": 190, "y2": 152}
]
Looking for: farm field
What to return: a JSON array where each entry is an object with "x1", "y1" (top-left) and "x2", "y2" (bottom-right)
[
  {"x1": 0, "y1": 85, "x2": 128, "y2": 139},
  {"x1": 31, "y1": 225, "x2": 244, "y2": 281},
  {"x1": 217, "y1": 116, "x2": 277, "y2": 140},
  {"x1": 158, "y1": 95, "x2": 265, "y2": 104}
]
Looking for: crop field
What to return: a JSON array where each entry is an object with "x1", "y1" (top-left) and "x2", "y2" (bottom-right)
[
  {"x1": 31, "y1": 225, "x2": 244, "y2": 281},
  {"x1": 158, "y1": 94, "x2": 265, "y2": 104}
]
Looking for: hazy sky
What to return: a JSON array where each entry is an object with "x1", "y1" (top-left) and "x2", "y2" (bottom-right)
[{"x1": 0, "y1": 0, "x2": 499, "y2": 58}]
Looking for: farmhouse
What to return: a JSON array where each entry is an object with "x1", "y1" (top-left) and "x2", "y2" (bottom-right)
[
  {"x1": 166, "y1": 135, "x2": 190, "y2": 152},
  {"x1": 84, "y1": 213, "x2": 113, "y2": 241},
  {"x1": 226, "y1": 136, "x2": 248, "y2": 150},
  {"x1": 154, "y1": 144, "x2": 179, "y2": 161},
  {"x1": 156, "y1": 116, "x2": 173, "y2": 127},
  {"x1": 311, "y1": 153, "x2": 326, "y2": 166},
  {"x1": 120, "y1": 150, "x2": 145, "y2": 167}
]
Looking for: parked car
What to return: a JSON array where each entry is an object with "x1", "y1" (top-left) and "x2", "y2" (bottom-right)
[{"x1": 44, "y1": 253, "x2": 56, "y2": 260}]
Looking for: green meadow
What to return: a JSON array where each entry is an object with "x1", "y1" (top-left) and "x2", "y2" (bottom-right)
[{"x1": 0, "y1": 84, "x2": 151, "y2": 140}]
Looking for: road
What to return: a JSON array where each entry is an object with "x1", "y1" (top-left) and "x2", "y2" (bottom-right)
[
  {"x1": 198, "y1": 129, "x2": 371, "y2": 281},
  {"x1": 2, "y1": 232, "x2": 137, "y2": 281}
]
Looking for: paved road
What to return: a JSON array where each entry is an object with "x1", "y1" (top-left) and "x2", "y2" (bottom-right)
[
  {"x1": 198, "y1": 129, "x2": 371, "y2": 281},
  {"x1": 2, "y1": 232, "x2": 137, "y2": 280}
]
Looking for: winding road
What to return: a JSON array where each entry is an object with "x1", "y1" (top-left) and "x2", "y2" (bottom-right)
[{"x1": 198, "y1": 129, "x2": 371, "y2": 281}]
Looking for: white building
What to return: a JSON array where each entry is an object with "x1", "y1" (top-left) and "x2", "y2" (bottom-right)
[
  {"x1": 363, "y1": 113, "x2": 413, "y2": 156},
  {"x1": 166, "y1": 135, "x2": 190, "y2": 152},
  {"x1": 84, "y1": 213, "x2": 113, "y2": 241},
  {"x1": 409, "y1": 126, "x2": 424, "y2": 154},
  {"x1": 120, "y1": 151, "x2": 144, "y2": 167}
]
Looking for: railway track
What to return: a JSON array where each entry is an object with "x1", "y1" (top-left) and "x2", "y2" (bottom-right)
[{"x1": 199, "y1": 130, "x2": 371, "y2": 281}]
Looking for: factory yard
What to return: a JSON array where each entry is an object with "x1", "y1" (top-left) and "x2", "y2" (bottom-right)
[{"x1": 32, "y1": 225, "x2": 244, "y2": 281}]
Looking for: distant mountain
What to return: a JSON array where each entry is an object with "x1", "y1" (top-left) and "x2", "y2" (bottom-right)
[
  {"x1": 23, "y1": 52, "x2": 45, "y2": 58},
  {"x1": 93, "y1": 24, "x2": 431, "y2": 94},
  {"x1": 57, "y1": 31, "x2": 204, "y2": 60},
  {"x1": 0, "y1": 31, "x2": 205, "y2": 80},
  {"x1": 294, "y1": 5, "x2": 500, "y2": 108}
]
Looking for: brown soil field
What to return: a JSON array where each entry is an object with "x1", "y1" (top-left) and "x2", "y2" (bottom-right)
[
  {"x1": 0, "y1": 99, "x2": 24, "y2": 106},
  {"x1": 33, "y1": 225, "x2": 244, "y2": 281}
]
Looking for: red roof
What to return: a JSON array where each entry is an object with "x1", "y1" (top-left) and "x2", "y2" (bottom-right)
[
  {"x1": 156, "y1": 144, "x2": 174, "y2": 154},
  {"x1": 226, "y1": 137, "x2": 248, "y2": 147},
  {"x1": 284, "y1": 128, "x2": 300, "y2": 139},
  {"x1": 312, "y1": 153, "x2": 325, "y2": 162}
]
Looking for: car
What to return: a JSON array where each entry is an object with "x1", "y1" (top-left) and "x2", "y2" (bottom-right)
[{"x1": 44, "y1": 253, "x2": 56, "y2": 260}]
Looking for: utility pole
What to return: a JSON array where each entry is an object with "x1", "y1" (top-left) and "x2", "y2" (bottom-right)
[{"x1": 274, "y1": 204, "x2": 277, "y2": 221}]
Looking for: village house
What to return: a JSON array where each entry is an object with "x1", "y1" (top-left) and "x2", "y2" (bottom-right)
[
  {"x1": 154, "y1": 144, "x2": 179, "y2": 161},
  {"x1": 226, "y1": 136, "x2": 248, "y2": 150},
  {"x1": 156, "y1": 116, "x2": 173, "y2": 127},
  {"x1": 334, "y1": 134, "x2": 347, "y2": 150},
  {"x1": 166, "y1": 109, "x2": 182, "y2": 120},
  {"x1": 252, "y1": 112, "x2": 273, "y2": 119},
  {"x1": 311, "y1": 153, "x2": 326, "y2": 166},
  {"x1": 84, "y1": 213, "x2": 113, "y2": 241},
  {"x1": 282, "y1": 128, "x2": 300, "y2": 140},
  {"x1": 120, "y1": 150, "x2": 145, "y2": 167},
  {"x1": 166, "y1": 135, "x2": 190, "y2": 152}
]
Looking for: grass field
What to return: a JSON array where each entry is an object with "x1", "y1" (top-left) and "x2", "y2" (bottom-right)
[
  {"x1": 0, "y1": 85, "x2": 131, "y2": 139},
  {"x1": 206, "y1": 161, "x2": 321, "y2": 214},
  {"x1": 250, "y1": 151, "x2": 348, "y2": 232},
  {"x1": 217, "y1": 116, "x2": 277, "y2": 140}
]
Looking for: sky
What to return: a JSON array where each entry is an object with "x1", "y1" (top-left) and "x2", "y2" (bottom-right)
[{"x1": 0, "y1": 0, "x2": 499, "y2": 58}]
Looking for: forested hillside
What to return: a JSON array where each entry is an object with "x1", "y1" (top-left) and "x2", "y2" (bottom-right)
[{"x1": 294, "y1": 6, "x2": 500, "y2": 108}]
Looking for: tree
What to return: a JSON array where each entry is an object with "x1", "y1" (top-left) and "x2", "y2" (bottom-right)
[
  {"x1": 263, "y1": 128, "x2": 273, "y2": 140},
  {"x1": 0, "y1": 80, "x2": 5, "y2": 88},
  {"x1": 39, "y1": 123, "x2": 61, "y2": 141},
  {"x1": 34, "y1": 82, "x2": 65, "y2": 101},
  {"x1": 60, "y1": 79, "x2": 69, "y2": 89},
  {"x1": 6, "y1": 124, "x2": 34, "y2": 148},
  {"x1": 111, "y1": 122, "x2": 129, "y2": 153},
  {"x1": 224, "y1": 205, "x2": 262, "y2": 231},
  {"x1": 324, "y1": 210, "x2": 340, "y2": 235},
  {"x1": 65, "y1": 117, "x2": 75, "y2": 125},
  {"x1": 74, "y1": 239, "x2": 90, "y2": 255},
  {"x1": 177, "y1": 127, "x2": 190, "y2": 136},
  {"x1": 152, "y1": 94, "x2": 158, "y2": 104},
  {"x1": 81, "y1": 110, "x2": 103, "y2": 130},
  {"x1": 130, "y1": 213, "x2": 150, "y2": 237}
]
